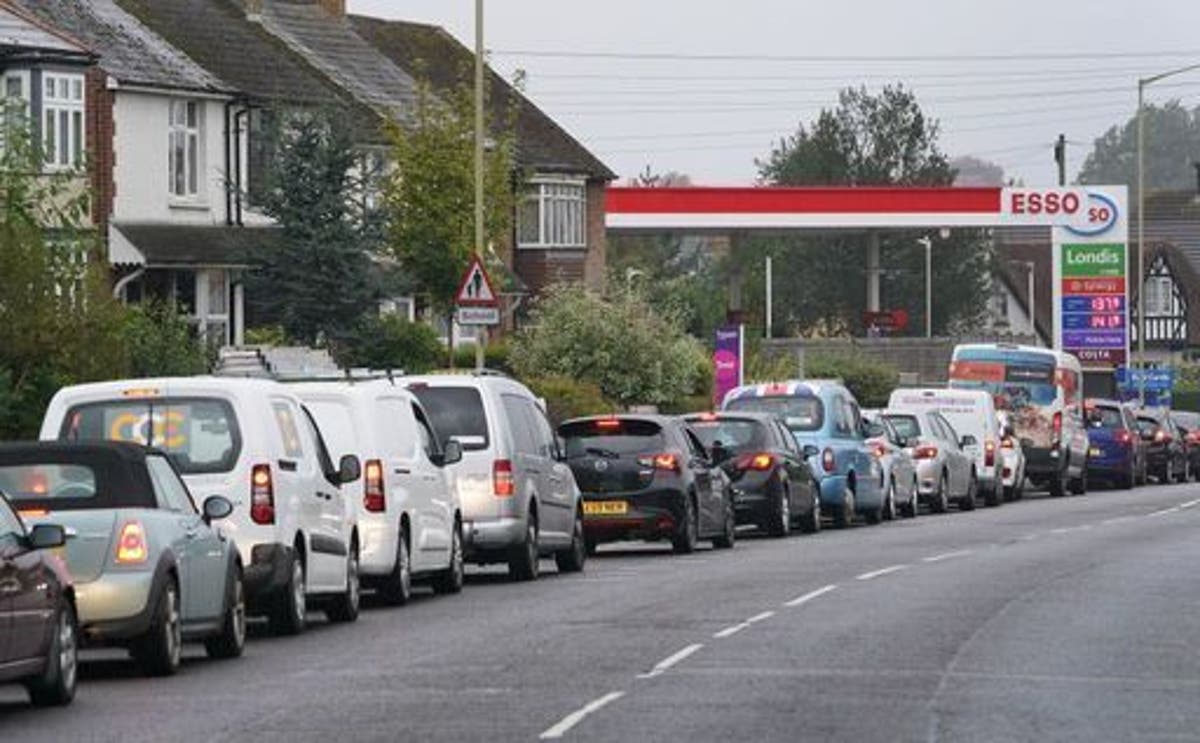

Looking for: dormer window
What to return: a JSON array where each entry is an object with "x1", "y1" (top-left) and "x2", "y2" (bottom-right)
[{"x1": 42, "y1": 72, "x2": 84, "y2": 170}]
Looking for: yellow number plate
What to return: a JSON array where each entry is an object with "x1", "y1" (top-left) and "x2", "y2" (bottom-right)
[{"x1": 583, "y1": 500, "x2": 628, "y2": 516}]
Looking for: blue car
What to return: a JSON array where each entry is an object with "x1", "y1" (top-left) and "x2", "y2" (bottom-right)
[
  {"x1": 1084, "y1": 398, "x2": 1145, "y2": 489},
  {"x1": 722, "y1": 381, "x2": 884, "y2": 527}
]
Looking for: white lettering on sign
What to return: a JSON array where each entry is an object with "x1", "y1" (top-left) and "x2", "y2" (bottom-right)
[{"x1": 1065, "y1": 248, "x2": 1121, "y2": 265}]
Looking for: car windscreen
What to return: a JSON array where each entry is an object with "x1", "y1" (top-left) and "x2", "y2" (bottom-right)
[
  {"x1": 724, "y1": 396, "x2": 823, "y2": 432},
  {"x1": 883, "y1": 414, "x2": 921, "y2": 440},
  {"x1": 559, "y1": 419, "x2": 667, "y2": 459},
  {"x1": 60, "y1": 398, "x2": 241, "y2": 475},
  {"x1": 408, "y1": 386, "x2": 490, "y2": 451},
  {"x1": 687, "y1": 418, "x2": 769, "y2": 454},
  {"x1": 1086, "y1": 405, "x2": 1125, "y2": 429}
]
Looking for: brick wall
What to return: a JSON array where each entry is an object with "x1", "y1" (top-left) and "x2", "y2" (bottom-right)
[
  {"x1": 582, "y1": 179, "x2": 606, "y2": 291},
  {"x1": 85, "y1": 67, "x2": 115, "y2": 233}
]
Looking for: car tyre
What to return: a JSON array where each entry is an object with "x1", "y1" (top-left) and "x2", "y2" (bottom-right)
[
  {"x1": 832, "y1": 485, "x2": 855, "y2": 528},
  {"x1": 327, "y1": 545, "x2": 361, "y2": 623},
  {"x1": 959, "y1": 474, "x2": 978, "y2": 511},
  {"x1": 508, "y1": 516, "x2": 540, "y2": 581},
  {"x1": 1177, "y1": 459, "x2": 1190, "y2": 484},
  {"x1": 767, "y1": 483, "x2": 792, "y2": 537},
  {"x1": 1118, "y1": 467, "x2": 1134, "y2": 490},
  {"x1": 26, "y1": 601, "x2": 77, "y2": 707},
  {"x1": 713, "y1": 500, "x2": 736, "y2": 549},
  {"x1": 984, "y1": 480, "x2": 1002, "y2": 507},
  {"x1": 205, "y1": 568, "x2": 246, "y2": 659},
  {"x1": 1069, "y1": 467, "x2": 1088, "y2": 496},
  {"x1": 433, "y1": 520, "x2": 466, "y2": 593},
  {"x1": 798, "y1": 494, "x2": 821, "y2": 534},
  {"x1": 555, "y1": 509, "x2": 587, "y2": 573},
  {"x1": 905, "y1": 477, "x2": 920, "y2": 518},
  {"x1": 882, "y1": 479, "x2": 897, "y2": 522},
  {"x1": 671, "y1": 496, "x2": 699, "y2": 554},
  {"x1": 931, "y1": 473, "x2": 949, "y2": 513},
  {"x1": 134, "y1": 579, "x2": 182, "y2": 677},
  {"x1": 268, "y1": 552, "x2": 306, "y2": 636},
  {"x1": 377, "y1": 529, "x2": 413, "y2": 606}
]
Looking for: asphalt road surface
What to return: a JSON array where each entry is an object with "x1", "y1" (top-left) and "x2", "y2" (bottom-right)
[{"x1": 4, "y1": 483, "x2": 1200, "y2": 742}]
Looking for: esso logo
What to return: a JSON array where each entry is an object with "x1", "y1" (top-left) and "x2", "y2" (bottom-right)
[
  {"x1": 1065, "y1": 192, "x2": 1119, "y2": 237},
  {"x1": 1009, "y1": 190, "x2": 1082, "y2": 216}
]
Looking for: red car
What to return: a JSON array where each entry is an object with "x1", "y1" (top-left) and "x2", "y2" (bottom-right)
[{"x1": 0, "y1": 491, "x2": 77, "y2": 706}]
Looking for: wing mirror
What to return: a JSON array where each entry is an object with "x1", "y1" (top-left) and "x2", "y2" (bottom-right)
[
  {"x1": 802, "y1": 444, "x2": 820, "y2": 460},
  {"x1": 434, "y1": 439, "x2": 464, "y2": 467},
  {"x1": 960, "y1": 434, "x2": 978, "y2": 448},
  {"x1": 27, "y1": 523, "x2": 66, "y2": 550},
  {"x1": 202, "y1": 495, "x2": 234, "y2": 524},
  {"x1": 336, "y1": 454, "x2": 362, "y2": 485}
]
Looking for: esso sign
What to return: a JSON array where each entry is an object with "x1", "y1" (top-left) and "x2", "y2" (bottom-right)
[{"x1": 1008, "y1": 190, "x2": 1082, "y2": 217}]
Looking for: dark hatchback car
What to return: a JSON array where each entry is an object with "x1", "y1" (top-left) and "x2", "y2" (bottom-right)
[
  {"x1": 1171, "y1": 411, "x2": 1200, "y2": 478},
  {"x1": 0, "y1": 492, "x2": 76, "y2": 707},
  {"x1": 683, "y1": 412, "x2": 819, "y2": 537},
  {"x1": 558, "y1": 415, "x2": 736, "y2": 554},
  {"x1": 1084, "y1": 399, "x2": 1145, "y2": 489},
  {"x1": 1135, "y1": 409, "x2": 1189, "y2": 483}
]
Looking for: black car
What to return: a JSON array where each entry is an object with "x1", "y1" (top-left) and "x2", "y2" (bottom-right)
[
  {"x1": 684, "y1": 412, "x2": 820, "y2": 537},
  {"x1": 1135, "y1": 409, "x2": 1188, "y2": 483},
  {"x1": 1171, "y1": 411, "x2": 1200, "y2": 478},
  {"x1": 558, "y1": 415, "x2": 736, "y2": 554},
  {"x1": 0, "y1": 492, "x2": 77, "y2": 707}
]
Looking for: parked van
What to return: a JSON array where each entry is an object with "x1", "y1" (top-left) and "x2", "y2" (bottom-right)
[
  {"x1": 40, "y1": 378, "x2": 363, "y2": 634},
  {"x1": 887, "y1": 388, "x2": 1005, "y2": 507},
  {"x1": 949, "y1": 344, "x2": 1089, "y2": 497},
  {"x1": 292, "y1": 381, "x2": 465, "y2": 605},
  {"x1": 404, "y1": 373, "x2": 586, "y2": 581}
]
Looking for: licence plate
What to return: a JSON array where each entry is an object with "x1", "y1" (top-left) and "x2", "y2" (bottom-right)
[
  {"x1": 1089, "y1": 447, "x2": 1101, "y2": 457},
  {"x1": 584, "y1": 500, "x2": 628, "y2": 516}
]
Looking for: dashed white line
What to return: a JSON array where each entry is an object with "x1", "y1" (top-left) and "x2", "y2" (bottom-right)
[
  {"x1": 746, "y1": 610, "x2": 775, "y2": 624},
  {"x1": 784, "y1": 584, "x2": 838, "y2": 608},
  {"x1": 540, "y1": 691, "x2": 626, "y2": 739},
  {"x1": 856, "y1": 564, "x2": 909, "y2": 581},
  {"x1": 713, "y1": 623, "x2": 749, "y2": 639},
  {"x1": 637, "y1": 643, "x2": 705, "y2": 679},
  {"x1": 1049, "y1": 527, "x2": 1073, "y2": 534},
  {"x1": 1102, "y1": 516, "x2": 1136, "y2": 525},
  {"x1": 922, "y1": 549, "x2": 972, "y2": 563},
  {"x1": 1180, "y1": 499, "x2": 1200, "y2": 509},
  {"x1": 1148, "y1": 507, "x2": 1181, "y2": 517}
]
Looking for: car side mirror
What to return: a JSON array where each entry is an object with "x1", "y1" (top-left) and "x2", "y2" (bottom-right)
[
  {"x1": 960, "y1": 435, "x2": 978, "y2": 448},
  {"x1": 27, "y1": 523, "x2": 66, "y2": 550},
  {"x1": 337, "y1": 454, "x2": 362, "y2": 485},
  {"x1": 202, "y1": 495, "x2": 234, "y2": 524},
  {"x1": 436, "y1": 439, "x2": 464, "y2": 467},
  {"x1": 802, "y1": 445, "x2": 820, "y2": 460}
]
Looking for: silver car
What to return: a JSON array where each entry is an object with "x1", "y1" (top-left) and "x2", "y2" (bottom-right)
[
  {"x1": 879, "y1": 410, "x2": 975, "y2": 512},
  {"x1": 863, "y1": 411, "x2": 920, "y2": 519},
  {"x1": 1, "y1": 441, "x2": 244, "y2": 677}
]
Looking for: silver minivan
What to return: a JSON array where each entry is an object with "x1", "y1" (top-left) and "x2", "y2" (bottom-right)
[{"x1": 405, "y1": 373, "x2": 586, "y2": 580}]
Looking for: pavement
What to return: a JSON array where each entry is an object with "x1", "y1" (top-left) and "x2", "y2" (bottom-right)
[{"x1": 3, "y1": 482, "x2": 1200, "y2": 742}]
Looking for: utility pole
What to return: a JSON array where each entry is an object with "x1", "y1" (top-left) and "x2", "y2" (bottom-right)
[
  {"x1": 1054, "y1": 134, "x2": 1067, "y2": 187},
  {"x1": 919, "y1": 236, "x2": 933, "y2": 338},
  {"x1": 473, "y1": 0, "x2": 486, "y2": 371},
  {"x1": 764, "y1": 254, "x2": 773, "y2": 339}
]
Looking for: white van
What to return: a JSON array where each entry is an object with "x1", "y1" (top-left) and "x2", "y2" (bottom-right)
[
  {"x1": 888, "y1": 388, "x2": 1004, "y2": 507},
  {"x1": 40, "y1": 377, "x2": 362, "y2": 634},
  {"x1": 949, "y1": 343, "x2": 1089, "y2": 497},
  {"x1": 292, "y1": 381, "x2": 465, "y2": 604}
]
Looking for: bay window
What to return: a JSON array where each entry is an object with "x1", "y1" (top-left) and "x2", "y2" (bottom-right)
[
  {"x1": 42, "y1": 73, "x2": 84, "y2": 169},
  {"x1": 518, "y1": 179, "x2": 587, "y2": 249}
]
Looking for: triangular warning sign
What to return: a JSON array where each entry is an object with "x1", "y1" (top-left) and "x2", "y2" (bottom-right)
[{"x1": 455, "y1": 256, "x2": 498, "y2": 307}]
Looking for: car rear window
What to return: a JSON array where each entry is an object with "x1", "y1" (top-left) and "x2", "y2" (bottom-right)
[
  {"x1": 60, "y1": 398, "x2": 241, "y2": 475},
  {"x1": 0, "y1": 464, "x2": 97, "y2": 502},
  {"x1": 559, "y1": 419, "x2": 667, "y2": 458},
  {"x1": 724, "y1": 396, "x2": 824, "y2": 432},
  {"x1": 687, "y1": 418, "x2": 768, "y2": 454},
  {"x1": 303, "y1": 399, "x2": 360, "y2": 460},
  {"x1": 409, "y1": 386, "x2": 490, "y2": 451},
  {"x1": 883, "y1": 414, "x2": 922, "y2": 440},
  {"x1": 0, "y1": 448, "x2": 155, "y2": 511},
  {"x1": 1086, "y1": 405, "x2": 1125, "y2": 429}
]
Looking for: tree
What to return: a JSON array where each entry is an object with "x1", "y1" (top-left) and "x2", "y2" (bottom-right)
[
  {"x1": 1079, "y1": 101, "x2": 1200, "y2": 196},
  {"x1": 384, "y1": 75, "x2": 518, "y2": 354},
  {"x1": 751, "y1": 85, "x2": 992, "y2": 336},
  {"x1": 244, "y1": 110, "x2": 377, "y2": 345},
  {"x1": 950, "y1": 156, "x2": 1006, "y2": 187}
]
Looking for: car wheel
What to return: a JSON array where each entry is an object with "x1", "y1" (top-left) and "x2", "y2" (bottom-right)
[
  {"x1": 767, "y1": 483, "x2": 792, "y2": 537},
  {"x1": 1069, "y1": 467, "x2": 1088, "y2": 496},
  {"x1": 433, "y1": 520, "x2": 466, "y2": 593},
  {"x1": 327, "y1": 545, "x2": 361, "y2": 623},
  {"x1": 134, "y1": 579, "x2": 182, "y2": 677},
  {"x1": 378, "y1": 529, "x2": 413, "y2": 606},
  {"x1": 713, "y1": 500, "x2": 736, "y2": 549},
  {"x1": 671, "y1": 496, "x2": 699, "y2": 554},
  {"x1": 959, "y1": 474, "x2": 978, "y2": 511},
  {"x1": 205, "y1": 568, "x2": 246, "y2": 659},
  {"x1": 931, "y1": 473, "x2": 949, "y2": 513},
  {"x1": 984, "y1": 479, "x2": 1002, "y2": 507},
  {"x1": 1177, "y1": 459, "x2": 1190, "y2": 484},
  {"x1": 555, "y1": 509, "x2": 588, "y2": 573},
  {"x1": 882, "y1": 479, "x2": 897, "y2": 521},
  {"x1": 906, "y1": 477, "x2": 920, "y2": 518},
  {"x1": 832, "y1": 485, "x2": 855, "y2": 528},
  {"x1": 26, "y1": 601, "x2": 77, "y2": 707},
  {"x1": 1118, "y1": 467, "x2": 1134, "y2": 490},
  {"x1": 799, "y1": 493, "x2": 821, "y2": 534},
  {"x1": 585, "y1": 538, "x2": 599, "y2": 556},
  {"x1": 508, "y1": 516, "x2": 540, "y2": 581},
  {"x1": 268, "y1": 552, "x2": 306, "y2": 636}
]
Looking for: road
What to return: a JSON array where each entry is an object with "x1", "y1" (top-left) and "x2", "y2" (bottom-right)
[{"x1": 3, "y1": 483, "x2": 1200, "y2": 742}]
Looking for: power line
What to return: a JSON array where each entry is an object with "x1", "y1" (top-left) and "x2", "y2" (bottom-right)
[
  {"x1": 495, "y1": 48, "x2": 1200, "y2": 63},
  {"x1": 524, "y1": 65, "x2": 1178, "y2": 83}
]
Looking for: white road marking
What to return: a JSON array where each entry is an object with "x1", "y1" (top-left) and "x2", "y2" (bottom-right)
[
  {"x1": 1016, "y1": 534, "x2": 1039, "y2": 541},
  {"x1": 1148, "y1": 507, "x2": 1181, "y2": 517},
  {"x1": 856, "y1": 564, "x2": 909, "y2": 581},
  {"x1": 923, "y1": 550, "x2": 972, "y2": 563},
  {"x1": 746, "y1": 610, "x2": 775, "y2": 624},
  {"x1": 1102, "y1": 516, "x2": 1136, "y2": 525},
  {"x1": 784, "y1": 584, "x2": 838, "y2": 607},
  {"x1": 539, "y1": 691, "x2": 626, "y2": 739},
  {"x1": 1049, "y1": 527, "x2": 1073, "y2": 534},
  {"x1": 637, "y1": 643, "x2": 705, "y2": 679},
  {"x1": 1180, "y1": 499, "x2": 1200, "y2": 509},
  {"x1": 713, "y1": 623, "x2": 749, "y2": 639}
]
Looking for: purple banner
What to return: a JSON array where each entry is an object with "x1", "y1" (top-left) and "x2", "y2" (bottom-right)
[
  {"x1": 713, "y1": 325, "x2": 743, "y2": 408},
  {"x1": 1062, "y1": 329, "x2": 1127, "y2": 348}
]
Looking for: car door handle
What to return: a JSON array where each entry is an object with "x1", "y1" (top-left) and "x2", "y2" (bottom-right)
[
  {"x1": 394, "y1": 467, "x2": 412, "y2": 476},
  {"x1": 278, "y1": 459, "x2": 298, "y2": 472},
  {"x1": 185, "y1": 529, "x2": 200, "y2": 540},
  {"x1": 315, "y1": 492, "x2": 333, "y2": 501}
]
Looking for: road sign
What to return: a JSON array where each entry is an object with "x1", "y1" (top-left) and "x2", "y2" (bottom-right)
[
  {"x1": 862, "y1": 309, "x2": 910, "y2": 333},
  {"x1": 455, "y1": 256, "x2": 498, "y2": 307},
  {"x1": 456, "y1": 306, "x2": 500, "y2": 326}
]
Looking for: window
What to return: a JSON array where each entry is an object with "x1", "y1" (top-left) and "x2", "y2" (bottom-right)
[
  {"x1": 42, "y1": 73, "x2": 84, "y2": 169},
  {"x1": 146, "y1": 455, "x2": 197, "y2": 513},
  {"x1": 502, "y1": 394, "x2": 538, "y2": 456},
  {"x1": 0, "y1": 499, "x2": 24, "y2": 555},
  {"x1": 518, "y1": 180, "x2": 587, "y2": 249},
  {"x1": 169, "y1": 99, "x2": 202, "y2": 198},
  {"x1": 412, "y1": 404, "x2": 438, "y2": 460},
  {"x1": 1144, "y1": 275, "x2": 1173, "y2": 317},
  {"x1": 272, "y1": 401, "x2": 306, "y2": 460},
  {"x1": 409, "y1": 386, "x2": 490, "y2": 450}
]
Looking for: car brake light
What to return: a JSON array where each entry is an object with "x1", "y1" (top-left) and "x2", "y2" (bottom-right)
[
  {"x1": 821, "y1": 448, "x2": 836, "y2": 474},
  {"x1": 734, "y1": 453, "x2": 775, "y2": 471},
  {"x1": 984, "y1": 439, "x2": 996, "y2": 467},
  {"x1": 1154, "y1": 429, "x2": 1169, "y2": 443},
  {"x1": 595, "y1": 418, "x2": 621, "y2": 431},
  {"x1": 1001, "y1": 436, "x2": 1015, "y2": 449},
  {"x1": 364, "y1": 459, "x2": 385, "y2": 513},
  {"x1": 871, "y1": 443, "x2": 887, "y2": 459},
  {"x1": 696, "y1": 412, "x2": 719, "y2": 422},
  {"x1": 115, "y1": 521, "x2": 148, "y2": 564},
  {"x1": 1052, "y1": 412, "x2": 1063, "y2": 447},
  {"x1": 493, "y1": 459, "x2": 515, "y2": 497},
  {"x1": 914, "y1": 445, "x2": 939, "y2": 460},
  {"x1": 251, "y1": 463, "x2": 275, "y2": 525},
  {"x1": 1117, "y1": 430, "x2": 1133, "y2": 446},
  {"x1": 638, "y1": 453, "x2": 681, "y2": 473}
]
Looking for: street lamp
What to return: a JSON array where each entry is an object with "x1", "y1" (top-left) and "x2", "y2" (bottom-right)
[
  {"x1": 919, "y1": 237, "x2": 932, "y2": 338},
  {"x1": 1137, "y1": 62, "x2": 1200, "y2": 402}
]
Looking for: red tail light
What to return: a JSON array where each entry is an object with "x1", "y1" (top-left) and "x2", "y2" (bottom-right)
[
  {"x1": 821, "y1": 448, "x2": 836, "y2": 473},
  {"x1": 1117, "y1": 430, "x2": 1133, "y2": 446},
  {"x1": 1052, "y1": 412, "x2": 1063, "y2": 447},
  {"x1": 250, "y1": 463, "x2": 275, "y2": 525},
  {"x1": 115, "y1": 521, "x2": 148, "y2": 564},
  {"x1": 595, "y1": 417, "x2": 622, "y2": 431},
  {"x1": 364, "y1": 459, "x2": 385, "y2": 513},
  {"x1": 1001, "y1": 436, "x2": 1015, "y2": 449},
  {"x1": 734, "y1": 453, "x2": 775, "y2": 471},
  {"x1": 871, "y1": 443, "x2": 887, "y2": 459},
  {"x1": 914, "y1": 445, "x2": 939, "y2": 460},
  {"x1": 984, "y1": 439, "x2": 996, "y2": 467},
  {"x1": 493, "y1": 459, "x2": 515, "y2": 497},
  {"x1": 1154, "y1": 429, "x2": 1170, "y2": 444},
  {"x1": 638, "y1": 453, "x2": 681, "y2": 473}
]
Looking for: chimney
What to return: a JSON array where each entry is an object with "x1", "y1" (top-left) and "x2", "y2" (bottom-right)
[{"x1": 319, "y1": 0, "x2": 345, "y2": 17}]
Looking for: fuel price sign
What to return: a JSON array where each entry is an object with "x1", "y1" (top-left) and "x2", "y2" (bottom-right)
[{"x1": 1058, "y1": 243, "x2": 1128, "y2": 367}]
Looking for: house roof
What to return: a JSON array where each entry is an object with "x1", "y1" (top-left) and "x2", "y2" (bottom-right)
[
  {"x1": 349, "y1": 14, "x2": 614, "y2": 180},
  {"x1": 993, "y1": 246, "x2": 1052, "y2": 344},
  {"x1": 0, "y1": 2, "x2": 91, "y2": 60},
  {"x1": 113, "y1": 223, "x2": 284, "y2": 267},
  {"x1": 12, "y1": 0, "x2": 227, "y2": 93}
]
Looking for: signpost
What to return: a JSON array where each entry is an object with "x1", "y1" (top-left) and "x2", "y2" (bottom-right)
[
  {"x1": 713, "y1": 325, "x2": 744, "y2": 408},
  {"x1": 1116, "y1": 367, "x2": 1174, "y2": 407},
  {"x1": 454, "y1": 255, "x2": 499, "y2": 370}
]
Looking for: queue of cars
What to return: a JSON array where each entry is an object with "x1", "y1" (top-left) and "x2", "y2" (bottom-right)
[{"x1": 2, "y1": 341, "x2": 1198, "y2": 707}]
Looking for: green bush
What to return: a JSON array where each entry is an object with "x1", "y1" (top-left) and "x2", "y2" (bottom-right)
[
  {"x1": 243, "y1": 325, "x2": 290, "y2": 346},
  {"x1": 452, "y1": 338, "x2": 513, "y2": 373},
  {"x1": 122, "y1": 301, "x2": 211, "y2": 378},
  {"x1": 333, "y1": 315, "x2": 444, "y2": 374},
  {"x1": 805, "y1": 353, "x2": 899, "y2": 408},
  {"x1": 525, "y1": 376, "x2": 616, "y2": 426}
]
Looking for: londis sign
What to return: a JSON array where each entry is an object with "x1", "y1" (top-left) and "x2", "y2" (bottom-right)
[{"x1": 1003, "y1": 188, "x2": 1121, "y2": 237}]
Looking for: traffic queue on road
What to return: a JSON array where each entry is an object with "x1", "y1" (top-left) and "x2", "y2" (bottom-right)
[{"x1": 0, "y1": 342, "x2": 1196, "y2": 708}]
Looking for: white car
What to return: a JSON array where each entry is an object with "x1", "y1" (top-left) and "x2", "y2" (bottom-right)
[
  {"x1": 878, "y1": 409, "x2": 975, "y2": 512},
  {"x1": 293, "y1": 380, "x2": 465, "y2": 604},
  {"x1": 40, "y1": 377, "x2": 362, "y2": 635},
  {"x1": 997, "y1": 410, "x2": 1028, "y2": 500}
]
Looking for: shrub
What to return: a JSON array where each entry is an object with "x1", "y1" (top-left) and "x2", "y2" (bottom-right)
[
  {"x1": 333, "y1": 315, "x2": 444, "y2": 374},
  {"x1": 122, "y1": 301, "x2": 211, "y2": 378},
  {"x1": 524, "y1": 376, "x2": 616, "y2": 426},
  {"x1": 805, "y1": 353, "x2": 899, "y2": 408},
  {"x1": 452, "y1": 338, "x2": 513, "y2": 373},
  {"x1": 243, "y1": 325, "x2": 290, "y2": 346}
]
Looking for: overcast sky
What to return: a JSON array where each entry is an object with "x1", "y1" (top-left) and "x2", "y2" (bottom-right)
[{"x1": 350, "y1": 0, "x2": 1200, "y2": 186}]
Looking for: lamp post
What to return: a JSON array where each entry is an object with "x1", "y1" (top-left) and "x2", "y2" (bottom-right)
[
  {"x1": 473, "y1": 0, "x2": 485, "y2": 370},
  {"x1": 1137, "y1": 62, "x2": 1200, "y2": 402},
  {"x1": 919, "y1": 236, "x2": 932, "y2": 338}
]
